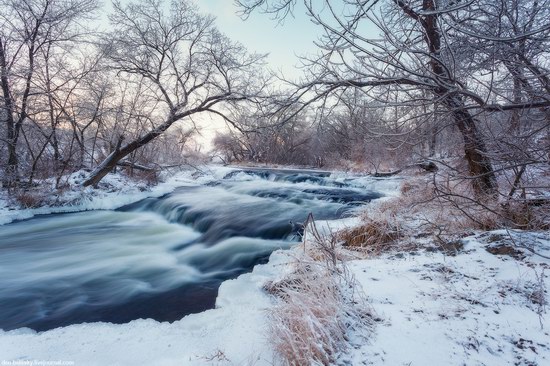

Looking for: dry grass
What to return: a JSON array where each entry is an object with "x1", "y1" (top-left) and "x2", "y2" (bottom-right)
[
  {"x1": 265, "y1": 219, "x2": 374, "y2": 366},
  {"x1": 396, "y1": 175, "x2": 502, "y2": 231},
  {"x1": 266, "y1": 264, "x2": 349, "y2": 365},
  {"x1": 344, "y1": 171, "x2": 549, "y2": 258},
  {"x1": 14, "y1": 190, "x2": 46, "y2": 208},
  {"x1": 338, "y1": 216, "x2": 401, "y2": 255},
  {"x1": 333, "y1": 174, "x2": 506, "y2": 256}
]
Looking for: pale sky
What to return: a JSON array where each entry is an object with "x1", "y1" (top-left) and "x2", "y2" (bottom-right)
[
  {"x1": 196, "y1": 1, "x2": 320, "y2": 79},
  {"x1": 193, "y1": 1, "x2": 322, "y2": 148}
]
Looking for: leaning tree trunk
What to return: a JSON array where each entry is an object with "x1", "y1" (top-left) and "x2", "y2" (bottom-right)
[
  {"x1": 82, "y1": 114, "x2": 179, "y2": 187},
  {"x1": 82, "y1": 135, "x2": 126, "y2": 187}
]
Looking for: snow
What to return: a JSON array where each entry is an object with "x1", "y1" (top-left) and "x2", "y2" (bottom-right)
[
  {"x1": 1, "y1": 167, "x2": 548, "y2": 365},
  {"x1": 0, "y1": 166, "x2": 236, "y2": 226},
  {"x1": 343, "y1": 230, "x2": 550, "y2": 366}
]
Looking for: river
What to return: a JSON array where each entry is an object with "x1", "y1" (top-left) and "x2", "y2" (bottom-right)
[{"x1": 0, "y1": 168, "x2": 384, "y2": 331}]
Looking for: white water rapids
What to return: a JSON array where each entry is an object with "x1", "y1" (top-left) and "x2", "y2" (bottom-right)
[{"x1": 0, "y1": 168, "x2": 384, "y2": 331}]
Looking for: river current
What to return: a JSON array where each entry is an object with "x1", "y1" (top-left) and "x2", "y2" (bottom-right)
[{"x1": 0, "y1": 168, "x2": 383, "y2": 331}]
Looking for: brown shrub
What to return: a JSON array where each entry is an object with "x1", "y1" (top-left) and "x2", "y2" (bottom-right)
[
  {"x1": 338, "y1": 218, "x2": 401, "y2": 255},
  {"x1": 133, "y1": 169, "x2": 159, "y2": 186},
  {"x1": 15, "y1": 191, "x2": 46, "y2": 208},
  {"x1": 267, "y1": 258, "x2": 373, "y2": 366},
  {"x1": 502, "y1": 201, "x2": 550, "y2": 230}
]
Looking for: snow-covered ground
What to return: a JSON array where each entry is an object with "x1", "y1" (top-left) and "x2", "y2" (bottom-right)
[
  {"x1": 0, "y1": 167, "x2": 548, "y2": 365},
  {"x1": 0, "y1": 166, "x2": 236, "y2": 225},
  {"x1": 346, "y1": 230, "x2": 550, "y2": 365}
]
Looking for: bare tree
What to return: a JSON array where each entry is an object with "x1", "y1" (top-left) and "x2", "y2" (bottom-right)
[
  {"x1": 238, "y1": 0, "x2": 550, "y2": 197},
  {"x1": 0, "y1": 0, "x2": 98, "y2": 187},
  {"x1": 82, "y1": 0, "x2": 267, "y2": 186}
]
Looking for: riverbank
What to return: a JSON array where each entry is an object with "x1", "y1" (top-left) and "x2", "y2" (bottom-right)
[
  {"x1": 1, "y1": 168, "x2": 548, "y2": 365},
  {"x1": 0, "y1": 166, "x2": 233, "y2": 225}
]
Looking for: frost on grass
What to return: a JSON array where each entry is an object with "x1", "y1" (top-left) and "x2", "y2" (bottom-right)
[{"x1": 263, "y1": 217, "x2": 375, "y2": 366}]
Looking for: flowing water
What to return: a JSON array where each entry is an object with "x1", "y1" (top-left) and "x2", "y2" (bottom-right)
[{"x1": 0, "y1": 168, "x2": 383, "y2": 331}]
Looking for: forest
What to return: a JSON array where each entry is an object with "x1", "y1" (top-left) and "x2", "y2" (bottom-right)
[{"x1": 1, "y1": 0, "x2": 548, "y2": 210}]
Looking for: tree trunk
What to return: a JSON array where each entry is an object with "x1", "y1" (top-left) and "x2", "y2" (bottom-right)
[
  {"x1": 82, "y1": 135, "x2": 125, "y2": 186},
  {"x1": 5, "y1": 141, "x2": 18, "y2": 187},
  {"x1": 412, "y1": 0, "x2": 498, "y2": 196},
  {"x1": 1, "y1": 40, "x2": 18, "y2": 187},
  {"x1": 83, "y1": 113, "x2": 180, "y2": 186},
  {"x1": 429, "y1": 124, "x2": 437, "y2": 157},
  {"x1": 450, "y1": 101, "x2": 498, "y2": 196}
]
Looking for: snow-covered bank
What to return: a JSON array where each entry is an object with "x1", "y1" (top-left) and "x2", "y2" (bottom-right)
[
  {"x1": 302, "y1": 214, "x2": 550, "y2": 365},
  {"x1": 0, "y1": 250, "x2": 293, "y2": 366},
  {"x1": 346, "y1": 230, "x2": 550, "y2": 365},
  {"x1": 3, "y1": 228, "x2": 547, "y2": 365},
  {"x1": 0, "y1": 166, "x2": 236, "y2": 225}
]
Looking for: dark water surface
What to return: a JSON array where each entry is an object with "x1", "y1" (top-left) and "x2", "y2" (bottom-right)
[{"x1": 0, "y1": 168, "x2": 382, "y2": 331}]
